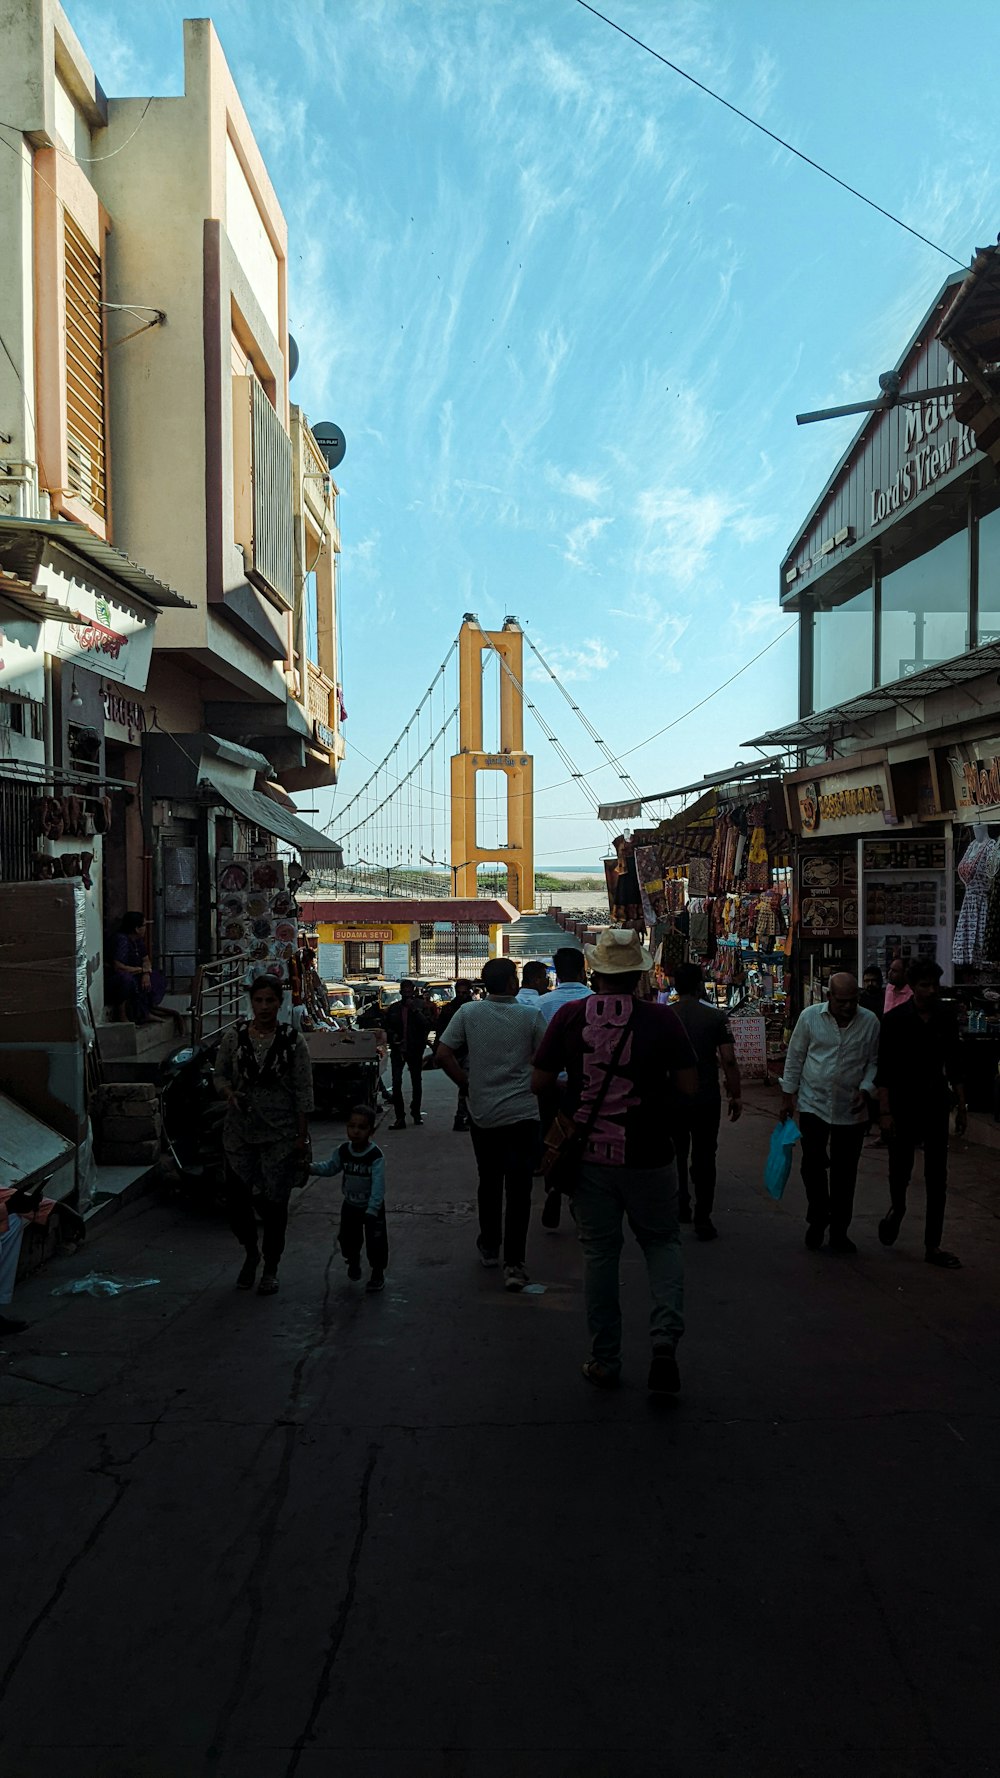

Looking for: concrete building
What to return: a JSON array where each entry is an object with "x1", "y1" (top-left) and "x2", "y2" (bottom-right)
[{"x1": 0, "y1": 1, "x2": 345, "y2": 997}]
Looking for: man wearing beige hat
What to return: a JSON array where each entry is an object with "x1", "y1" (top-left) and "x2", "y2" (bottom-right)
[{"x1": 532, "y1": 929, "x2": 698, "y2": 1394}]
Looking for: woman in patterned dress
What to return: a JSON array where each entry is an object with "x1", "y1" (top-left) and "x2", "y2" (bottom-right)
[{"x1": 215, "y1": 977, "x2": 314, "y2": 1296}]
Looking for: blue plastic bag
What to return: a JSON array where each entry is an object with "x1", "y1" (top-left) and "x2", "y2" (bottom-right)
[{"x1": 763, "y1": 1119, "x2": 801, "y2": 1200}]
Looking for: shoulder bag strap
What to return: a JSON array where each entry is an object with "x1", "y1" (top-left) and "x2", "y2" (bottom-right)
[{"x1": 573, "y1": 1009, "x2": 635, "y2": 1144}]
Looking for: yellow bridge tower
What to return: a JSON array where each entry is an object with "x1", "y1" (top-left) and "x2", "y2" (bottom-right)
[{"x1": 450, "y1": 617, "x2": 534, "y2": 912}]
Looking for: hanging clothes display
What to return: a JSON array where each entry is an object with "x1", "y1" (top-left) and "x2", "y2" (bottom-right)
[
  {"x1": 610, "y1": 835, "x2": 644, "y2": 929},
  {"x1": 953, "y1": 837, "x2": 997, "y2": 966},
  {"x1": 980, "y1": 846, "x2": 1000, "y2": 963}
]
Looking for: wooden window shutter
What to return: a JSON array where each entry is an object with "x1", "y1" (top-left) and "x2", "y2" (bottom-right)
[{"x1": 63, "y1": 213, "x2": 107, "y2": 520}]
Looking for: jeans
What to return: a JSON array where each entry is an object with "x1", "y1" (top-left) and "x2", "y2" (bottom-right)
[
  {"x1": 572, "y1": 1161, "x2": 684, "y2": 1373},
  {"x1": 339, "y1": 1201, "x2": 389, "y2": 1273},
  {"x1": 888, "y1": 1102, "x2": 950, "y2": 1250},
  {"x1": 468, "y1": 1117, "x2": 539, "y2": 1265},
  {"x1": 674, "y1": 1099, "x2": 722, "y2": 1222},
  {"x1": 798, "y1": 1113, "x2": 866, "y2": 1237},
  {"x1": 390, "y1": 1049, "x2": 423, "y2": 1121}
]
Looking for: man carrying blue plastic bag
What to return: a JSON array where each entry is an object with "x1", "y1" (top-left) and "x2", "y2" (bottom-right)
[{"x1": 778, "y1": 973, "x2": 880, "y2": 1254}]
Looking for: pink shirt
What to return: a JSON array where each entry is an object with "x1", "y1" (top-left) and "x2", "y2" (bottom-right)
[{"x1": 884, "y1": 983, "x2": 913, "y2": 1014}]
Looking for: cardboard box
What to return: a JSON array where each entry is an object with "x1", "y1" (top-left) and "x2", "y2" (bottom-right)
[{"x1": 0, "y1": 881, "x2": 87, "y2": 1044}]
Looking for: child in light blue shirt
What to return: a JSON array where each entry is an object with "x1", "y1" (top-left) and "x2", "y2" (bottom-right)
[{"x1": 311, "y1": 1105, "x2": 388, "y2": 1292}]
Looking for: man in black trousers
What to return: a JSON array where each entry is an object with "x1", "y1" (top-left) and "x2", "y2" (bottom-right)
[
  {"x1": 383, "y1": 981, "x2": 432, "y2": 1129},
  {"x1": 876, "y1": 959, "x2": 966, "y2": 1269}
]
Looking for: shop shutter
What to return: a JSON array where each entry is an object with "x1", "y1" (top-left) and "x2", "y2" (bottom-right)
[{"x1": 64, "y1": 214, "x2": 107, "y2": 520}]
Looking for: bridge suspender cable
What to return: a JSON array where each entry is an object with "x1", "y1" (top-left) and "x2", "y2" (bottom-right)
[{"x1": 520, "y1": 628, "x2": 644, "y2": 801}]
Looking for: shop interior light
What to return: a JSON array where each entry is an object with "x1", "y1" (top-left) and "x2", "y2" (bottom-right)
[{"x1": 70, "y1": 672, "x2": 83, "y2": 709}]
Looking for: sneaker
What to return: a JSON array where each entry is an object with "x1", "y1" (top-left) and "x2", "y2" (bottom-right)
[
  {"x1": 388, "y1": 1120, "x2": 407, "y2": 1131},
  {"x1": 503, "y1": 1263, "x2": 529, "y2": 1291},
  {"x1": 647, "y1": 1349, "x2": 681, "y2": 1394},
  {"x1": 804, "y1": 1225, "x2": 825, "y2": 1251},
  {"x1": 411, "y1": 1115, "x2": 424, "y2": 1126},
  {"x1": 366, "y1": 1271, "x2": 386, "y2": 1293},
  {"x1": 694, "y1": 1220, "x2": 718, "y2": 1241},
  {"x1": 476, "y1": 1238, "x2": 499, "y2": 1269},
  {"x1": 257, "y1": 1272, "x2": 279, "y2": 1296},
  {"x1": 347, "y1": 1260, "x2": 363, "y2": 1281},
  {"x1": 236, "y1": 1252, "x2": 260, "y2": 1290}
]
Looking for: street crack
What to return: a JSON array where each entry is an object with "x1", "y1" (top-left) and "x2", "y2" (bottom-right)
[{"x1": 285, "y1": 1441, "x2": 381, "y2": 1777}]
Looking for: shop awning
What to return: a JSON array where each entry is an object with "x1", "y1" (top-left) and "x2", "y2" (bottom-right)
[
  {"x1": 597, "y1": 760, "x2": 784, "y2": 823},
  {"x1": 0, "y1": 517, "x2": 192, "y2": 610},
  {"x1": 200, "y1": 768, "x2": 344, "y2": 868},
  {"x1": 744, "y1": 639, "x2": 1000, "y2": 750}
]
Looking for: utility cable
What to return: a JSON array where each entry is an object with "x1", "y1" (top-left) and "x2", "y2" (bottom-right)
[{"x1": 573, "y1": 1, "x2": 963, "y2": 267}]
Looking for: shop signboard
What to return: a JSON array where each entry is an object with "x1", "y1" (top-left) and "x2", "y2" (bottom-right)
[
  {"x1": 101, "y1": 684, "x2": 148, "y2": 745},
  {"x1": 799, "y1": 849, "x2": 859, "y2": 938},
  {"x1": 950, "y1": 744, "x2": 1000, "y2": 813},
  {"x1": 331, "y1": 927, "x2": 394, "y2": 943},
  {"x1": 40, "y1": 560, "x2": 156, "y2": 691},
  {"x1": 793, "y1": 764, "x2": 892, "y2": 836},
  {"x1": 729, "y1": 1013, "x2": 767, "y2": 1081}
]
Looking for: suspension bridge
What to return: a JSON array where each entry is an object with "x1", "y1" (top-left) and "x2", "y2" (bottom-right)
[{"x1": 321, "y1": 615, "x2": 646, "y2": 910}]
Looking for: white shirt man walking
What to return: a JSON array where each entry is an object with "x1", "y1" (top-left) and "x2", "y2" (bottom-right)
[
  {"x1": 437, "y1": 958, "x2": 547, "y2": 1293},
  {"x1": 780, "y1": 973, "x2": 880, "y2": 1254}
]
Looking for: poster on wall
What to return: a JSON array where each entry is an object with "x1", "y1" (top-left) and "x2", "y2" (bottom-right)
[
  {"x1": 317, "y1": 942, "x2": 345, "y2": 981},
  {"x1": 383, "y1": 942, "x2": 411, "y2": 981},
  {"x1": 798, "y1": 851, "x2": 858, "y2": 937},
  {"x1": 729, "y1": 1013, "x2": 768, "y2": 1080}
]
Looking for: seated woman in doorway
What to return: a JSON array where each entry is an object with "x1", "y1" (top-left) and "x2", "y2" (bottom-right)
[
  {"x1": 214, "y1": 975, "x2": 314, "y2": 1297},
  {"x1": 108, "y1": 911, "x2": 166, "y2": 1025}
]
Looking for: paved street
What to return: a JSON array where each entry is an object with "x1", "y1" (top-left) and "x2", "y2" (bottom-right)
[{"x1": 2, "y1": 1071, "x2": 1000, "y2": 1778}]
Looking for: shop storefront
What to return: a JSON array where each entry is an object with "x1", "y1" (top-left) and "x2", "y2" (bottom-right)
[
  {"x1": 599, "y1": 768, "x2": 793, "y2": 1077},
  {"x1": 298, "y1": 897, "x2": 519, "y2": 983}
]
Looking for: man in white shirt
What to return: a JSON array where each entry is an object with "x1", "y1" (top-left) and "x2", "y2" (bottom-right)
[
  {"x1": 779, "y1": 973, "x2": 880, "y2": 1254},
  {"x1": 516, "y1": 960, "x2": 551, "y2": 1005},
  {"x1": 437, "y1": 957, "x2": 547, "y2": 1292},
  {"x1": 538, "y1": 947, "x2": 592, "y2": 1025}
]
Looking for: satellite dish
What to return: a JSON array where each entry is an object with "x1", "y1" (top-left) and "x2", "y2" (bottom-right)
[
  {"x1": 287, "y1": 334, "x2": 300, "y2": 380},
  {"x1": 313, "y1": 422, "x2": 346, "y2": 469}
]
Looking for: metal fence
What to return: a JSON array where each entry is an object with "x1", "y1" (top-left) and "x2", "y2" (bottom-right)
[{"x1": 0, "y1": 775, "x2": 35, "y2": 882}]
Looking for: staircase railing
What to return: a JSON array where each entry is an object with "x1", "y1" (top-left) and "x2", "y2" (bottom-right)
[{"x1": 192, "y1": 953, "x2": 247, "y2": 1046}]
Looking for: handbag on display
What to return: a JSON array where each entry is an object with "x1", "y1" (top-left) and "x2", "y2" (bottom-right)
[{"x1": 541, "y1": 1013, "x2": 635, "y2": 1196}]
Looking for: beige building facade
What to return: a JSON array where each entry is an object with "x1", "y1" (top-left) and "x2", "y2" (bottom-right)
[{"x1": 0, "y1": 0, "x2": 345, "y2": 999}]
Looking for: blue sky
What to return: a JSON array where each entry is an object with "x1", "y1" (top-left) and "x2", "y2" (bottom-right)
[{"x1": 73, "y1": 0, "x2": 1000, "y2": 868}]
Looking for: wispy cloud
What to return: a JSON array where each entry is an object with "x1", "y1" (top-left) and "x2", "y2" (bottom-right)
[
  {"x1": 546, "y1": 466, "x2": 608, "y2": 504},
  {"x1": 563, "y1": 516, "x2": 613, "y2": 570}
]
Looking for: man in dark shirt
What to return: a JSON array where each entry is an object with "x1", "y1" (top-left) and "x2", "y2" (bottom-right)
[
  {"x1": 876, "y1": 960, "x2": 966, "y2": 1268},
  {"x1": 382, "y1": 982, "x2": 432, "y2": 1130},
  {"x1": 433, "y1": 979, "x2": 475, "y2": 1130},
  {"x1": 532, "y1": 929, "x2": 697, "y2": 1395},
  {"x1": 670, "y1": 963, "x2": 742, "y2": 1240}
]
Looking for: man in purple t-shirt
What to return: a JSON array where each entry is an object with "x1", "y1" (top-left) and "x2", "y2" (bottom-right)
[{"x1": 532, "y1": 929, "x2": 697, "y2": 1395}]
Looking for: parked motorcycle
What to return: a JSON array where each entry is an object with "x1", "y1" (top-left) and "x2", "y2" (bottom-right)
[{"x1": 160, "y1": 1035, "x2": 228, "y2": 1193}]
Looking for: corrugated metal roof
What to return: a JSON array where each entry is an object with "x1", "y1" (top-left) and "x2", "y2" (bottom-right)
[
  {"x1": 0, "y1": 518, "x2": 192, "y2": 610},
  {"x1": 744, "y1": 639, "x2": 1000, "y2": 749},
  {"x1": 199, "y1": 767, "x2": 344, "y2": 867}
]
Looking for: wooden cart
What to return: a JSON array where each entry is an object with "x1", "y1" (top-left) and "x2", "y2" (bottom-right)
[{"x1": 304, "y1": 1026, "x2": 385, "y2": 1118}]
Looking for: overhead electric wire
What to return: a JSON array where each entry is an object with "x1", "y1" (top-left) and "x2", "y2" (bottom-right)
[{"x1": 573, "y1": 0, "x2": 963, "y2": 268}]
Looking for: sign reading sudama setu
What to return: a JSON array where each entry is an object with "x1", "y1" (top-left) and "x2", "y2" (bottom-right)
[{"x1": 332, "y1": 927, "x2": 394, "y2": 943}]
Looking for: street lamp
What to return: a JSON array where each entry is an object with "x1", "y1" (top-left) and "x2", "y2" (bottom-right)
[
  {"x1": 357, "y1": 858, "x2": 394, "y2": 897},
  {"x1": 421, "y1": 854, "x2": 472, "y2": 897}
]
